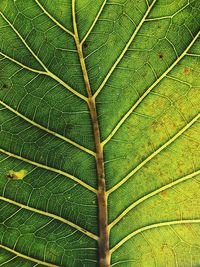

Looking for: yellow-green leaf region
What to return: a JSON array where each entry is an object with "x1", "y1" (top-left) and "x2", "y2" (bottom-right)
[{"x1": 0, "y1": 0, "x2": 200, "y2": 266}]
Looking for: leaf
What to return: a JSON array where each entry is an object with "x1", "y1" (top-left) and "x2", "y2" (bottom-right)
[{"x1": 0, "y1": 0, "x2": 200, "y2": 266}]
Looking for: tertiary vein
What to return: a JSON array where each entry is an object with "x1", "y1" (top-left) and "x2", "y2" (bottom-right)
[
  {"x1": 0, "y1": 149, "x2": 97, "y2": 194},
  {"x1": 102, "y1": 31, "x2": 200, "y2": 147},
  {"x1": 107, "y1": 113, "x2": 200, "y2": 195},
  {"x1": 145, "y1": 0, "x2": 191, "y2": 21}
]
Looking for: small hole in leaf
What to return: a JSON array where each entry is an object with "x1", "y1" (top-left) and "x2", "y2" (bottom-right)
[{"x1": 158, "y1": 53, "x2": 164, "y2": 59}]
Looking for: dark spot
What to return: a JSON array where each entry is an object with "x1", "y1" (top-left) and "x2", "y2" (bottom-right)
[
  {"x1": 1, "y1": 84, "x2": 8, "y2": 90},
  {"x1": 83, "y1": 42, "x2": 88, "y2": 48},
  {"x1": 161, "y1": 191, "x2": 168, "y2": 198},
  {"x1": 158, "y1": 53, "x2": 164, "y2": 59},
  {"x1": 161, "y1": 244, "x2": 168, "y2": 252},
  {"x1": 7, "y1": 173, "x2": 13, "y2": 179},
  {"x1": 183, "y1": 67, "x2": 190, "y2": 75}
]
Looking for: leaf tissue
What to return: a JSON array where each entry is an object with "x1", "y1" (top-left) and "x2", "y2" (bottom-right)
[{"x1": 0, "y1": 0, "x2": 200, "y2": 266}]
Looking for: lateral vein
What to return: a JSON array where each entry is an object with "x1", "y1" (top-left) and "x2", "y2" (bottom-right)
[
  {"x1": 0, "y1": 12, "x2": 48, "y2": 72},
  {"x1": 0, "y1": 100, "x2": 95, "y2": 157},
  {"x1": 0, "y1": 255, "x2": 18, "y2": 266},
  {"x1": 0, "y1": 244, "x2": 57, "y2": 266},
  {"x1": 0, "y1": 149, "x2": 97, "y2": 194},
  {"x1": 0, "y1": 52, "x2": 46, "y2": 75},
  {"x1": 0, "y1": 196, "x2": 98, "y2": 240},
  {"x1": 81, "y1": 0, "x2": 107, "y2": 45},
  {"x1": 107, "y1": 113, "x2": 200, "y2": 195},
  {"x1": 108, "y1": 170, "x2": 200, "y2": 230},
  {"x1": 110, "y1": 219, "x2": 200, "y2": 254},
  {"x1": 34, "y1": 0, "x2": 75, "y2": 37},
  {"x1": 0, "y1": 12, "x2": 87, "y2": 101},
  {"x1": 93, "y1": 0, "x2": 157, "y2": 99},
  {"x1": 102, "y1": 31, "x2": 200, "y2": 146}
]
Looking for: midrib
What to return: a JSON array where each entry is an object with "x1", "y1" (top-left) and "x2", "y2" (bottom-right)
[{"x1": 72, "y1": 1, "x2": 110, "y2": 266}]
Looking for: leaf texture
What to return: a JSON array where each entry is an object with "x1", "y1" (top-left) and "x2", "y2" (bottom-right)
[{"x1": 0, "y1": 0, "x2": 200, "y2": 266}]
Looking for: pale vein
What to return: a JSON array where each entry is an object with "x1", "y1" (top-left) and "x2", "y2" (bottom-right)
[
  {"x1": 110, "y1": 219, "x2": 200, "y2": 254},
  {"x1": 108, "y1": 169, "x2": 200, "y2": 230},
  {"x1": 0, "y1": 244, "x2": 58, "y2": 266},
  {"x1": 107, "y1": 113, "x2": 200, "y2": 195},
  {"x1": 0, "y1": 100, "x2": 95, "y2": 157},
  {"x1": 0, "y1": 196, "x2": 98, "y2": 240},
  {"x1": 102, "y1": 31, "x2": 200, "y2": 146},
  {"x1": 0, "y1": 12, "x2": 86, "y2": 101},
  {"x1": 93, "y1": 0, "x2": 157, "y2": 99},
  {"x1": 34, "y1": 0, "x2": 74, "y2": 36},
  {"x1": 0, "y1": 149, "x2": 97, "y2": 194},
  {"x1": 81, "y1": 0, "x2": 107, "y2": 45}
]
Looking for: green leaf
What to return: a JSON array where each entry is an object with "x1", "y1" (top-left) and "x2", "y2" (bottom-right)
[{"x1": 0, "y1": 0, "x2": 200, "y2": 266}]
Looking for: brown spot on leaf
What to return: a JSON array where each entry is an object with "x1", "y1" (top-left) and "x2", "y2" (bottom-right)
[
  {"x1": 158, "y1": 53, "x2": 164, "y2": 59},
  {"x1": 183, "y1": 67, "x2": 190, "y2": 75},
  {"x1": 161, "y1": 191, "x2": 168, "y2": 198},
  {"x1": 161, "y1": 244, "x2": 167, "y2": 251}
]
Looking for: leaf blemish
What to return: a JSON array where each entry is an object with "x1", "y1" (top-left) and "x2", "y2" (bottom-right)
[
  {"x1": 183, "y1": 67, "x2": 190, "y2": 75},
  {"x1": 161, "y1": 191, "x2": 168, "y2": 198},
  {"x1": 1, "y1": 84, "x2": 8, "y2": 90},
  {"x1": 158, "y1": 52, "x2": 164, "y2": 59},
  {"x1": 7, "y1": 169, "x2": 28, "y2": 180}
]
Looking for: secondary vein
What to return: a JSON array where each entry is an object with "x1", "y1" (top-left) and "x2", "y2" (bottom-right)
[
  {"x1": 0, "y1": 149, "x2": 97, "y2": 194},
  {"x1": 34, "y1": 0, "x2": 75, "y2": 37},
  {"x1": 102, "y1": 31, "x2": 200, "y2": 147},
  {"x1": 0, "y1": 196, "x2": 98, "y2": 240},
  {"x1": 81, "y1": 0, "x2": 107, "y2": 45},
  {"x1": 0, "y1": 12, "x2": 86, "y2": 101},
  {"x1": 110, "y1": 219, "x2": 200, "y2": 254},
  {"x1": 107, "y1": 113, "x2": 200, "y2": 195},
  {"x1": 0, "y1": 244, "x2": 58, "y2": 266},
  {"x1": 0, "y1": 100, "x2": 95, "y2": 157},
  {"x1": 93, "y1": 0, "x2": 157, "y2": 99},
  {"x1": 108, "y1": 169, "x2": 200, "y2": 230}
]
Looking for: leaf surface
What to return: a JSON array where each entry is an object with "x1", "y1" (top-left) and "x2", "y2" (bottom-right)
[{"x1": 0, "y1": 0, "x2": 200, "y2": 266}]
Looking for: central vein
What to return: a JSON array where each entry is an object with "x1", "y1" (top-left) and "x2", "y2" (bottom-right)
[{"x1": 71, "y1": 1, "x2": 110, "y2": 267}]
